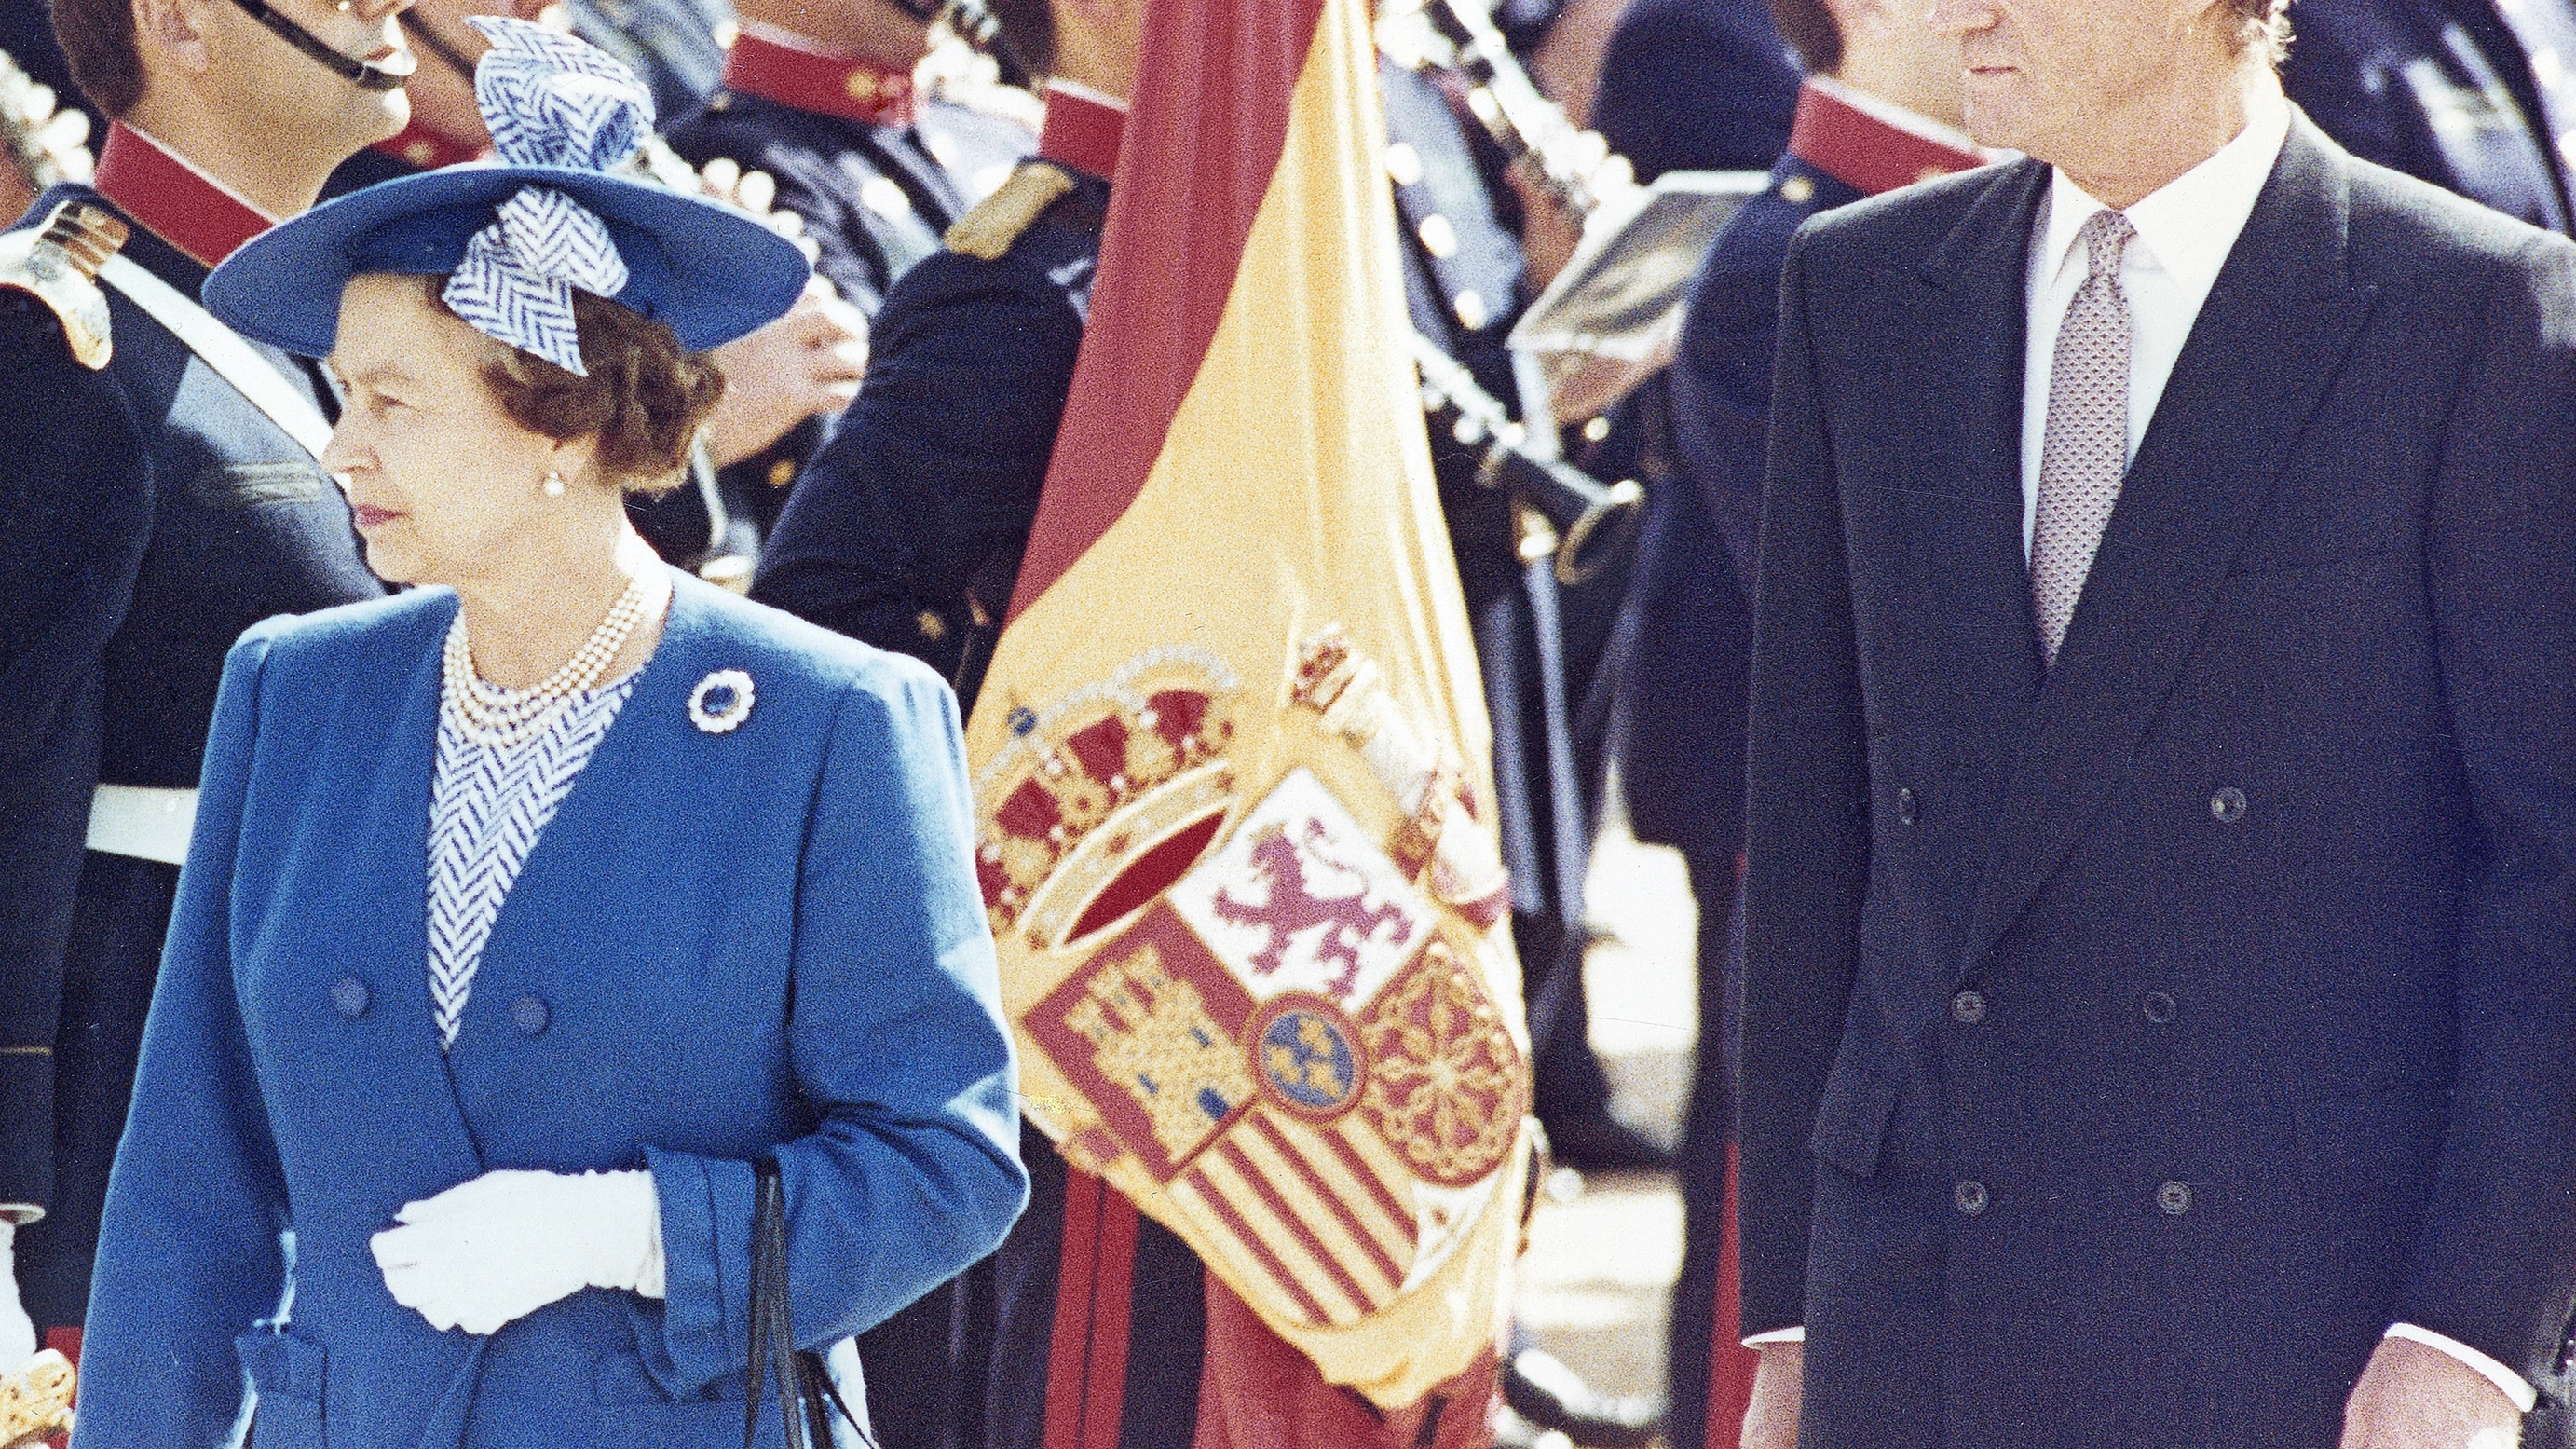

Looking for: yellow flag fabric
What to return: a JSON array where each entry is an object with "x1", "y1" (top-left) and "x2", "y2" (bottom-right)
[{"x1": 961, "y1": 0, "x2": 1530, "y2": 1411}]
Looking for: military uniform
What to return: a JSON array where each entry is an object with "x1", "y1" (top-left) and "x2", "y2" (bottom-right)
[
  {"x1": 662, "y1": 24, "x2": 1031, "y2": 548},
  {"x1": 1589, "y1": 0, "x2": 1801, "y2": 184},
  {"x1": 1629, "y1": 80, "x2": 1980, "y2": 1449},
  {"x1": 0, "y1": 121, "x2": 385, "y2": 1350},
  {"x1": 2287, "y1": 0, "x2": 2576, "y2": 233},
  {"x1": 1382, "y1": 55, "x2": 1651, "y2": 1164},
  {"x1": 750, "y1": 87, "x2": 1209, "y2": 1449}
]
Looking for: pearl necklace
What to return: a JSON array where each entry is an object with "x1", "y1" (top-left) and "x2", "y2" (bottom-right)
[{"x1": 442, "y1": 571, "x2": 655, "y2": 748}]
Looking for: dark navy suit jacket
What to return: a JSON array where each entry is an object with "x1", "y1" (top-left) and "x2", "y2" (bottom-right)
[{"x1": 1740, "y1": 117, "x2": 2576, "y2": 1445}]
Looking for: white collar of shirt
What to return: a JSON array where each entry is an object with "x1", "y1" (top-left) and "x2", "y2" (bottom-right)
[
  {"x1": 2017, "y1": 75, "x2": 2293, "y2": 555},
  {"x1": 1806, "y1": 75, "x2": 1988, "y2": 159}
]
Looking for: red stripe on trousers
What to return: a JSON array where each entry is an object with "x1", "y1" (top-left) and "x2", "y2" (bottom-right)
[
  {"x1": 1045, "y1": 1169, "x2": 1139, "y2": 1449},
  {"x1": 1706, "y1": 1142, "x2": 1760, "y2": 1449}
]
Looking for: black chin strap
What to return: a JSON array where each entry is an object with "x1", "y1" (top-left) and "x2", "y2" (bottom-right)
[
  {"x1": 892, "y1": 0, "x2": 1033, "y2": 89},
  {"x1": 227, "y1": 0, "x2": 417, "y2": 91}
]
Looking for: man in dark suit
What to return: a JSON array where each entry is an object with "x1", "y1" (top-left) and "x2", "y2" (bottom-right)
[
  {"x1": 1733, "y1": 0, "x2": 2576, "y2": 1442},
  {"x1": 1623, "y1": 5, "x2": 1982, "y2": 1443},
  {"x1": 1, "y1": 0, "x2": 405, "y2": 1365},
  {"x1": 2285, "y1": 0, "x2": 2576, "y2": 235}
]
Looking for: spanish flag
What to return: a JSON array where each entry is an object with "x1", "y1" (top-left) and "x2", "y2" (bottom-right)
[{"x1": 961, "y1": 0, "x2": 1529, "y2": 1435}]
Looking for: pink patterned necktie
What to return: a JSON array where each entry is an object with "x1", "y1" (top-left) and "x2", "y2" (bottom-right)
[{"x1": 2030, "y1": 209, "x2": 2136, "y2": 666}]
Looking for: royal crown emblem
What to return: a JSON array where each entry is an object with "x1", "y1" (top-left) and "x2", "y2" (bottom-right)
[{"x1": 980, "y1": 629, "x2": 1528, "y2": 1332}]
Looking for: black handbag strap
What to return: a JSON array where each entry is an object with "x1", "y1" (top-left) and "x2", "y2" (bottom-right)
[{"x1": 746, "y1": 1157, "x2": 877, "y2": 1449}]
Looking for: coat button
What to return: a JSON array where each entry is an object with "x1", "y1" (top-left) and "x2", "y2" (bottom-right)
[
  {"x1": 2142, "y1": 991, "x2": 2178, "y2": 1024},
  {"x1": 1951, "y1": 990, "x2": 1987, "y2": 1025},
  {"x1": 511, "y1": 994, "x2": 551, "y2": 1036},
  {"x1": 2209, "y1": 786, "x2": 2248, "y2": 824},
  {"x1": 1896, "y1": 786, "x2": 1919, "y2": 827},
  {"x1": 1954, "y1": 1180, "x2": 1988, "y2": 1215},
  {"x1": 2157, "y1": 1180, "x2": 2194, "y2": 1215},
  {"x1": 332, "y1": 977, "x2": 371, "y2": 1018}
]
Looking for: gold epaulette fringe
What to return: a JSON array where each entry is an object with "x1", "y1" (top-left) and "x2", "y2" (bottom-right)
[{"x1": 943, "y1": 161, "x2": 1078, "y2": 262}]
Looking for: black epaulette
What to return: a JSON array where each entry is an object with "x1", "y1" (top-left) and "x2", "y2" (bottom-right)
[
  {"x1": 0, "y1": 199, "x2": 129, "y2": 369},
  {"x1": 942, "y1": 159, "x2": 1081, "y2": 262}
]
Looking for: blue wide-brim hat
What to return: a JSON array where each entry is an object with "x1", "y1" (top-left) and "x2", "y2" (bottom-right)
[
  {"x1": 204, "y1": 165, "x2": 810, "y2": 358},
  {"x1": 204, "y1": 17, "x2": 807, "y2": 365}
]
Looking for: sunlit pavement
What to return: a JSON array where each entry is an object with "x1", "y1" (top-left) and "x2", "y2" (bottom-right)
[{"x1": 1517, "y1": 821, "x2": 1699, "y2": 1422}]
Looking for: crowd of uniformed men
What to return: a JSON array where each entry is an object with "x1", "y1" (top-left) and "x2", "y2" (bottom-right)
[{"x1": 2, "y1": 0, "x2": 2572, "y2": 1443}]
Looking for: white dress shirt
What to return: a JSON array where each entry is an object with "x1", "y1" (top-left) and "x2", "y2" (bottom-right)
[{"x1": 1752, "y1": 73, "x2": 2538, "y2": 1415}]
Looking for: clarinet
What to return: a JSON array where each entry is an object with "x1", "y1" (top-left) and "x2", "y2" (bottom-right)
[
  {"x1": 0, "y1": 47, "x2": 97, "y2": 198},
  {"x1": 1409, "y1": 329, "x2": 1641, "y2": 587},
  {"x1": 1377, "y1": 0, "x2": 1634, "y2": 217}
]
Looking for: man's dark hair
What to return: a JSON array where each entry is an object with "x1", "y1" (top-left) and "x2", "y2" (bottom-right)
[
  {"x1": 52, "y1": 0, "x2": 145, "y2": 116},
  {"x1": 1767, "y1": 0, "x2": 1840, "y2": 75},
  {"x1": 986, "y1": 0, "x2": 1056, "y2": 77}
]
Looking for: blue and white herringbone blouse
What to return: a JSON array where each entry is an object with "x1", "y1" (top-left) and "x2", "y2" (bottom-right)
[{"x1": 427, "y1": 674, "x2": 638, "y2": 1049}]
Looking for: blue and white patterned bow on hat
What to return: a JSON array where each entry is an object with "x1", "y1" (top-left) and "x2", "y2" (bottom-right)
[{"x1": 440, "y1": 18, "x2": 656, "y2": 376}]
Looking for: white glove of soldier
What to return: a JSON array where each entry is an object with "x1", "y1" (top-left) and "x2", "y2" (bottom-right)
[
  {"x1": 0, "y1": 1218, "x2": 36, "y2": 1369},
  {"x1": 369, "y1": 1169, "x2": 664, "y2": 1335}
]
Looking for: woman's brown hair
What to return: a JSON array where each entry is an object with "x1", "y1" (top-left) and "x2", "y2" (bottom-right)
[{"x1": 429, "y1": 280, "x2": 726, "y2": 496}]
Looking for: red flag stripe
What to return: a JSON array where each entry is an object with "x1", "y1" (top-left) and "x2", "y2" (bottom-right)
[
  {"x1": 1246, "y1": 1114, "x2": 1409, "y2": 1292},
  {"x1": 1184, "y1": 1161, "x2": 1339, "y2": 1326},
  {"x1": 1318, "y1": 1115, "x2": 1415, "y2": 1230},
  {"x1": 1210, "y1": 1137, "x2": 1379, "y2": 1321},
  {"x1": 1005, "y1": 0, "x2": 1328, "y2": 619}
]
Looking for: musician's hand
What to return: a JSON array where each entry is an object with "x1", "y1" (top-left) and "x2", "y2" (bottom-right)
[
  {"x1": 0, "y1": 1220, "x2": 37, "y2": 1370},
  {"x1": 1739, "y1": 1341, "x2": 1800, "y2": 1449},
  {"x1": 1506, "y1": 161, "x2": 1586, "y2": 294},
  {"x1": 2339, "y1": 1336, "x2": 2520, "y2": 1449},
  {"x1": 702, "y1": 277, "x2": 868, "y2": 469}
]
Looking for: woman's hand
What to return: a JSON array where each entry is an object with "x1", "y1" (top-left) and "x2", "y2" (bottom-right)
[{"x1": 369, "y1": 1169, "x2": 664, "y2": 1334}]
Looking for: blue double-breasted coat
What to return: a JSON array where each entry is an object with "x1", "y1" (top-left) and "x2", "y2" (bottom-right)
[{"x1": 70, "y1": 572, "x2": 1029, "y2": 1449}]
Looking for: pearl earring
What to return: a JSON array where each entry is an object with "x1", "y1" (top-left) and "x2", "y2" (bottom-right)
[{"x1": 542, "y1": 469, "x2": 567, "y2": 497}]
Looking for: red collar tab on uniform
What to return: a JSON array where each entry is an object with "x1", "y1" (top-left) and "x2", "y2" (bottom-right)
[
  {"x1": 1038, "y1": 82, "x2": 1125, "y2": 181},
  {"x1": 1786, "y1": 82, "x2": 1982, "y2": 198},
  {"x1": 721, "y1": 25, "x2": 916, "y2": 127},
  {"x1": 92, "y1": 121, "x2": 278, "y2": 268},
  {"x1": 372, "y1": 117, "x2": 490, "y2": 171}
]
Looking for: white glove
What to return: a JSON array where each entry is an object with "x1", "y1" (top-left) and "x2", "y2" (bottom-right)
[
  {"x1": 0, "y1": 1218, "x2": 36, "y2": 1370},
  {"x1": 369, "y1": 1169, "x2": 664, "y2": 1335}
]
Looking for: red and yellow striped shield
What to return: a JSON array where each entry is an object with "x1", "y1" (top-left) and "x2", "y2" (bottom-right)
[{"x1": 963, "y1": 0, "x2": 1529, "y2": 1411}]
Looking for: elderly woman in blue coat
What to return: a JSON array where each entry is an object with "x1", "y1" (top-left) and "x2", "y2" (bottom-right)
[{"x1": 68, "y1": 22, "x2": 1025, "y2": 1449}]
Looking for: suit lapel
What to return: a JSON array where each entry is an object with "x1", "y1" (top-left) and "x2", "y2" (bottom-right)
[
  {"x1": 1901, "y1": 162, "x2": 2051, "y2": 864},
  {"x1": 1959, "y1": 118, "x2": 2382, "y2": 974}
]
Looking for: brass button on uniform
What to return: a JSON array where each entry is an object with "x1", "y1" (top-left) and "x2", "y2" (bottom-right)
[
  {"x1": 2157, "y1": 1180, "x2": 2194, "y2": 1215},
  {"x1": 2142, "y1": 991, "x2": 2178, "y2": 1025},
  {"x1": 1954, "y1": 1180, "x2": 1989, "y2": 1215},
  {"x1": 1896, "y1": 786, "x2": 1919, "y2": 827},
  {"x1": 2210, "y1": 786, "x2": 2248, "y2": 824},
  {"x1": 1951, "y1": 990, "x2": 1987, "y2": 1025}
]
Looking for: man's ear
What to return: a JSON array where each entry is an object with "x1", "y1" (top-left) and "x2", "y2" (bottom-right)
[{"x1": 132, "y1": 0, "x2": 217, "y2": 75}]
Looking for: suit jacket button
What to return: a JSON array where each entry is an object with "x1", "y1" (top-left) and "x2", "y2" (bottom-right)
[
  {"x1": 2158, "y1": 1181, "x2": 2194, "y2": 1215},
  {"x1": 1951, "y1": 990, "x2": 1986, "y2": 1025},
  {"x1": 1897, "y1": 786, "x2": 1919, "y2": 827},
  {"x1": 1954, "y1": 1180, "x2": 1988, "y2": 1215},
  {"x1": 2142, "y1": 991, "x2": 2178, "y2": 1024},
  {"x1": 512, "y1": 994, "x2": 551, "y2": 1036},
  {"x1": 332, "y1": 977, "x2": 370, "y2": 1018},
  {"x1": 2210, "y1": 786, "x2": 2248, "y2": 824}
]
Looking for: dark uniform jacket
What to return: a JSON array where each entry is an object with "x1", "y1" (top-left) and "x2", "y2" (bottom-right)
[
  {"x1": 2287, "y1": 0, "x2": 2576, "y2": 233},
  {"x1": 1589, "y1": 0, "x2": 1800, "y2": 184},
  {"x1": 1739, "y1": 115, "x2": 2576, "y2": 1446},
  {"x1": 663, "y1": 44, "x2": 1033, "y2": 545},
  {"x1": 1, "y1": 173, "x2": 383, "y2": 1332}
]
